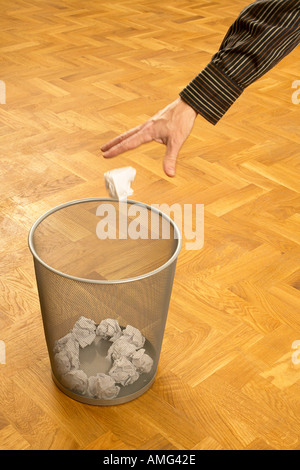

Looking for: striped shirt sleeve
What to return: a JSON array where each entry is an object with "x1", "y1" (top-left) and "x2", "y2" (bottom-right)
[{"x1": 179, "y1": 0, "x2": 300, "y2": 125}]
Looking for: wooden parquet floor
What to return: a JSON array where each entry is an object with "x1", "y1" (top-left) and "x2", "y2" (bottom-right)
[{"x1": 0, "y1": 0, "x2": 300, "y2": 450}]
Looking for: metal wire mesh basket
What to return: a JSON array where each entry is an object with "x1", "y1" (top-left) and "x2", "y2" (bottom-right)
[{"x1": 28, "y1": 198, "x2": 182, "y2": 405}]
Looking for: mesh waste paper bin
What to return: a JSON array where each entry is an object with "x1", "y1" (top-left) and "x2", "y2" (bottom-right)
[{"x1": 28, "y1": 198, "x2": 182, "y2": 405}]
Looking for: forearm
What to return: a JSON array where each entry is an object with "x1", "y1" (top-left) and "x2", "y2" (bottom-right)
[{"x1": 180, "y1": 0, "x2": 300, "y2": 124}]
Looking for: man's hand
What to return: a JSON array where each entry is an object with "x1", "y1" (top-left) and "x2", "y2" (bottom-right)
[{"x1": 101, "y1": 97, "x2": 197, "y2": 177}]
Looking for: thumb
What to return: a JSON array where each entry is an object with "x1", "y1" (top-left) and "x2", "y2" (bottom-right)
[{"x1": 163, "y1": 141, "x2": 180, "y2": 177}]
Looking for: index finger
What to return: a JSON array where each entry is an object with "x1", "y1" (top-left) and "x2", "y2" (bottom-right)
[
  {"x1": 101, "y1": 123, "x2": 145, "y2": 153},
  {"x1": 102, "y1": 126, "x2": 153, "y2": 158}
]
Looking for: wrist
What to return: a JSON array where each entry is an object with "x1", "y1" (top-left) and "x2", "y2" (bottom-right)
[{"x1": 178, "y1": 96, "x2": 198, "y2": 119}]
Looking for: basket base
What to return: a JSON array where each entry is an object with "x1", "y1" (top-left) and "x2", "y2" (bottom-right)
[{"x1": 52, "y1": 372, "x2": 156, "y2": 406}]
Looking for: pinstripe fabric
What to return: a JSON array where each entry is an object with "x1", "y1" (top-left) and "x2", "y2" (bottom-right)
[{"x1": 180, "y1": 0, "x2": 300, "y2": 125}]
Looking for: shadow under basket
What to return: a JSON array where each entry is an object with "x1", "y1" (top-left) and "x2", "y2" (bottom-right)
[{"x1": 28, "y1": 198, "x2": 182, "y2": 405}]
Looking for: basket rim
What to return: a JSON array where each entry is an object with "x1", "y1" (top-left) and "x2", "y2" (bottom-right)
[{"x1": 28, "y1": 197, "x2": 182, "y2": 284}]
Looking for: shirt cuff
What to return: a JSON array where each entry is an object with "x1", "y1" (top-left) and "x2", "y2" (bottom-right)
[{"x1": 179, "y1": 61, "x2": 244, "y2": 125}]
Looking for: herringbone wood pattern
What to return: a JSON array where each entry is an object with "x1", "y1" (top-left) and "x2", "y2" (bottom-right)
[{"x1": 0, "y1": 0, "x2": 300, "y2": 450}]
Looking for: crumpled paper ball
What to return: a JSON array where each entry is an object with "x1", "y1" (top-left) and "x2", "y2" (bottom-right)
[
  {"x1": 109, "y1": 356, "x2": 139, "y2": 386},
  {"x1": 53, "y1": 332, "x2": 77, "y2": 354},
  {"x1": 122, "y1": 325, "x2": 145, "y2": 349},
  {"x1": 53, "y1": 333, "x2": 80, "y2": 376},
  {"x1": 131, "y1": 348, "x2": 153, "y2": 373},
  {"x1": 61, "y1": 369, "x2": 88, "y2": 395},
  {"x1": 54, "y1": 350, "x2": 72, "y2": 376},
  {"x1": 72, "y1": 316, "x2": 96, "y2": 348},
  {"x1": 104, "y1": 166, "x2": 136, "y2": 200},
  {"x1": 88, "y1": 373, "x2": 120, "y2": 400},
  {"x1": 96, "y1": 318, "x2": 122, "y2": 342},
  {"x1": 106, "y1": 337, "x2": 137, "y2": 361}
]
